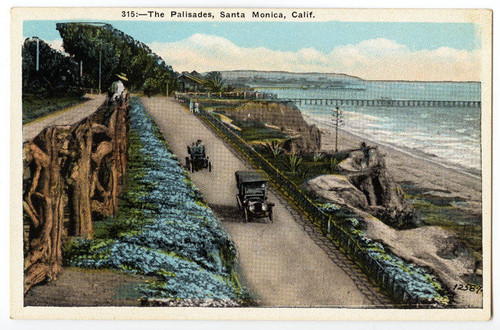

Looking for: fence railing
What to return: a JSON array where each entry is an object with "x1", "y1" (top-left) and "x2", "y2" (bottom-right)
[
  {"x1": 176, "y1": 91, "x2": 278, "y2": 100},
  {"x1": 180, "y1": 96, "x2": 429, "y2": 306}
]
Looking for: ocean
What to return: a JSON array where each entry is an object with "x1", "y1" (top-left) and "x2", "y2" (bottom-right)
[{"x1": 256, "y1": 81, "x2": 482, "y2": 177}]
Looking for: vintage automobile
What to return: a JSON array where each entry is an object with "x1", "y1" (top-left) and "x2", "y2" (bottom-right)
[
  {"x1": 235, "y1": 170, "x2": 275, "y2": 222},
  {"x1": 186, "y1": 141, "x2": 212, "y2": 172}
]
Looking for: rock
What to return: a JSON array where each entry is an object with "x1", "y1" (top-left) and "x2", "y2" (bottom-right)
[
  {"x1": 343, "y1": 149, "x2": 414, "y2": 227},
  {"x1": 338, "y1": 152, "x2": 363, "y2": 172},
  {"x1": 305, "y1": 174, "x2": 369, "y2": 210},
  {"x1": 436, "y1": 238, "x2": 470, "y2": 260},
  {"x1": 364, "y1": 217, "x2": 481, "y2": 307},
  {"x1": 309, "y1": 124, "x2": 322, "y2": 151},
  {"x1": 307, "y1": 149, "x2": 415, "y2": 228},
  {"x1": 282, "y1": 125, "x2": 321, "y2": 154}
]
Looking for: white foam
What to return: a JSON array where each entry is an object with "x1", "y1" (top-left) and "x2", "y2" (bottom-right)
[
  {"x1": 305, "y1": 114, "x2": 482, "y2": 177},
  {"x1": 267, "y1": 86, "x2": 482, "y2": 175}
]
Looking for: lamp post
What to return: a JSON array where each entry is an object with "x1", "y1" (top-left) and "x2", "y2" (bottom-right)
[{"x1": 35, "y1": 38, "x2": 39, "y2": 72}]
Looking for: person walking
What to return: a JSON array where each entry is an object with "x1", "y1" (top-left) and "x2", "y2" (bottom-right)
[
  {"x1": 194, "y1": 100, "x2": 200, "y2": 114},
  {"x1": 189, "y1": 99, "x2": 194, "y2": 114}
]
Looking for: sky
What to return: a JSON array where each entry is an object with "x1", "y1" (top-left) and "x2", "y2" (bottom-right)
[{"x1": 23, "y1": 20, "x2": 482, "y2": 81}]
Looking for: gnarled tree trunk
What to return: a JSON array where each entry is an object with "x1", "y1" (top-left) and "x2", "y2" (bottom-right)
[
  {"x1": 23, "y1": 126, "x2": 71, "y2": 293},
  {"x1": 23, "y1": 97, "x2": 129, "y2": 294}
]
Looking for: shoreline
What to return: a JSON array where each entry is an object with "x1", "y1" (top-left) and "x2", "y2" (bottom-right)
[
  {"x1": 304, "y1": 114, "x2": 481, "y2": 180},
  {"x1": 309, "y1": 110, "x2": 482, "y2": 308},
  {"x1": 320, "y1": 127, "x2": 482, "y2": 223},
  {"x1": 337, "y1": 127, "x2": 481, "y2": 180}
]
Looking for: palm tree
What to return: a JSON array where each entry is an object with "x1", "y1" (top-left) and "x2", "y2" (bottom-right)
[
  {"x1": 325, "y1": 156, "x2": 342, "y2": 173},
  {"x1": 264, "y1": 140, "x2": 284, "y2": 158},
  {"x1": 283, "y1": 154, "x2": 303, "y2": 174},
  {"x1": 204, "y1": 71, "x2": 225, "y2": 93},
  {"x1": 313, "y1": 152, "x2": 325, "y2": 163}
]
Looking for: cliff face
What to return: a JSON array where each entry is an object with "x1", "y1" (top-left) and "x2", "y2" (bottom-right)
[
  {"x1": 229, "y1": 101, "x2": 321, "y2": 153},
  {"x1": 343, "y1": 149, "x2": 414, "y2": 227},
  {"x1": 305, "y1": 148, "x2": 480, "y2": 306}
]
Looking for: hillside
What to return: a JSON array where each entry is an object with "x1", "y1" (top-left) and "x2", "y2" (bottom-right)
[{"x1": 219, "y1": 70, "x2": 364, "y2": 88}]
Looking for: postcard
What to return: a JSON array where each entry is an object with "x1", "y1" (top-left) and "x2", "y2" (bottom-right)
[{"x1": 10, "y1": 7, "x2": 492, "y2": 320}]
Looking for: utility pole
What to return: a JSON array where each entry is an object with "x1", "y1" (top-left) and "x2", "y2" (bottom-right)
[
  {"x1": 333, "y1": 106, "x2": 343, "y2": 153},
  {"x1": 35, "y1": 38, "x2": 39, "y2": 72},
  {"x1": 98, "y1": 50, "x2": 102, "y2": 93}
]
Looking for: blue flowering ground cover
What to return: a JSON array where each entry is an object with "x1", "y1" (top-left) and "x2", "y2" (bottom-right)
[
  {"x1": 65, "y1": 98, "x2": 249, "y2": 304},
  {"x1": 318, "y1": 203, "x2": 449, "y2": 306}
]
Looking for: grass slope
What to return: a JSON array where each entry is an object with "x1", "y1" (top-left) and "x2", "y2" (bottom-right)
[{"x1": 23, "y1": 94, "x2": 85, "y2": 124}]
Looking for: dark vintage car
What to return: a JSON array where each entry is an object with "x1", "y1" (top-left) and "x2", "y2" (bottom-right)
[
  {"x1": 235, "y1": 170, "x2": 274, "y2": 223},
  {"x1": 186, "y1": 142, "x2": 212, "y2": 172}
]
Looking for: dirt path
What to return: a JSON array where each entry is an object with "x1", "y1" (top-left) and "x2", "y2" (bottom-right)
[
  {"x1": 23, "y1": 94, "x2": 106, "y2": 142},
  {"x1": 24, "y1": 268, "x2": 149, "y2": 306},
  {"x1": 141, "y1": 96, "x2": 390, "y2": 307}
]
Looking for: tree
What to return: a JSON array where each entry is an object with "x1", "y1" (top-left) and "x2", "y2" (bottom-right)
[
  {"x1": 22, "y1": 38, "x2": 83, "y2": 97},
  {"x1": 56, "y1": 23, "x2": 178, "y2": 94},
  {"x1": 204, "y1": 71, "x2": 226, "y2": 93},
  {"x1": 23, "y1": 96, "x2": 130, "y2": 293}
]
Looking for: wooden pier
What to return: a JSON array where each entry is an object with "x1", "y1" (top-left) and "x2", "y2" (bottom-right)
[{"x1": 276, "y1": 98, "x2": 481, "y2": 108}]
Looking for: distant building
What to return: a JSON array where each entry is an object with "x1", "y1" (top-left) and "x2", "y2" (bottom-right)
[{"x1": 179, "y1": 71, "x2": 207, "y2": 92}]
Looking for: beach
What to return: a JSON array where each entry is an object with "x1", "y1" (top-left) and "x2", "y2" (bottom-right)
[
  {"x1": 322, "y1": 128, "x2": 483, "y2": 308},
  {"x1": 321, "y1": 128, "x2": 482, "y2": 224}
]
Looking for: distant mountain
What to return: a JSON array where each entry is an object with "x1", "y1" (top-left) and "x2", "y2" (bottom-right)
[{"x1": 219, "y1": 70, "x2": 365, "y2": 89}]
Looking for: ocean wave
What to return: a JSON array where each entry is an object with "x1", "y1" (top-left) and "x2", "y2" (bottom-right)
[
  {"x1": 305, "y1": 113, "x2": 481, "y2": 174},
  {"x1": 258, "y1": 85, "x2": 481, "y2": 174}
]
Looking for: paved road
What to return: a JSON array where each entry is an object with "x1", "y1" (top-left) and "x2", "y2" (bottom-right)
[
  {"x1": 23, "y1": 94, "x2": 106, "y2": 142},
  {"x1": 141, "y1": 96, "x2": 390, "y2": 307}
]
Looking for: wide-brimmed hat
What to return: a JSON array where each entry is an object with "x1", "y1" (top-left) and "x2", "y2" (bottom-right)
[{"x1": 116, "y1": 73, "x2": 128, "y2": 81}]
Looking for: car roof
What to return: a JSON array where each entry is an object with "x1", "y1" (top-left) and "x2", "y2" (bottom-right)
[{"x1": 236, "y1": 170, "x2": 269, "y2": 183}]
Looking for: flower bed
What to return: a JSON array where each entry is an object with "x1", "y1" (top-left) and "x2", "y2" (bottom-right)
[
  {"x1": 318, "y1": 203, "x2": 449, "y2": 306},
  {"x1": 66, "y1": 98, "x2": 247, "y2": 303}
]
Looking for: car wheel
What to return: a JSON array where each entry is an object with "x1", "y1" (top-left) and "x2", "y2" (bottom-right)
[{"x1": 244, "y1": 208, "x2": 249, "y2": 223}]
